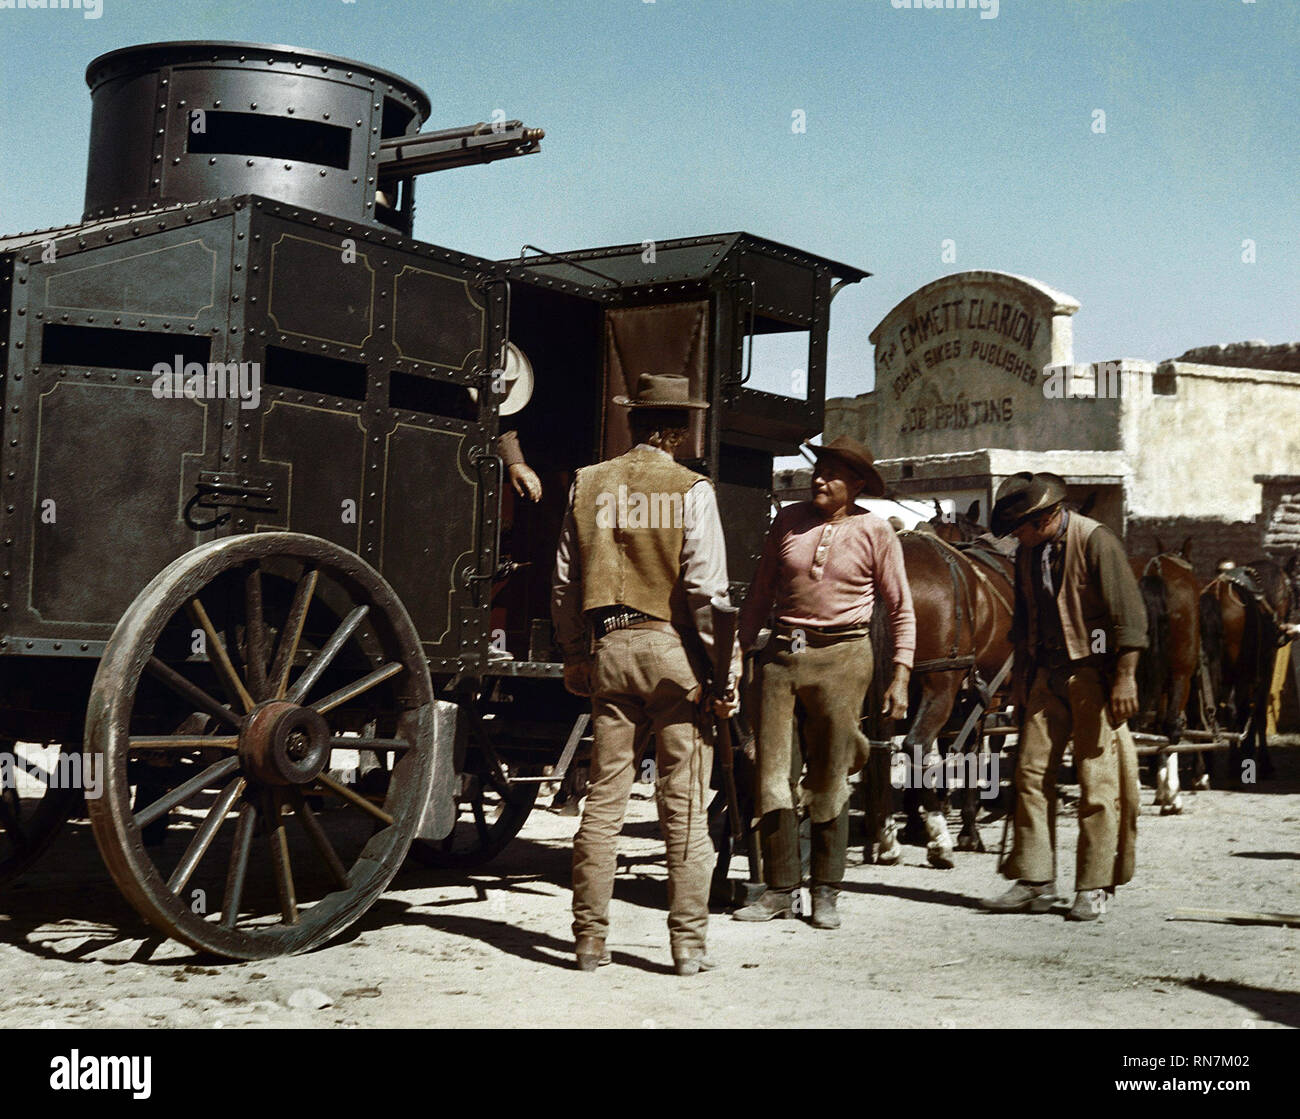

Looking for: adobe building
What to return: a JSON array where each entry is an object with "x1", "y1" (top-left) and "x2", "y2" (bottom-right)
[{"x1": 824, "y1": 271, "x2": 1300, "y2": 583}]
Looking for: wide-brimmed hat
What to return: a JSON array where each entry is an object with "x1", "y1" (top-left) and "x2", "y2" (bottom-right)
[
  {"x1": 803, "y1": 434, "x2": 886, "y2": 497},
  {"x1": 612, "y1": 372, "x2": 709, "y2": 410},
  {"x1": 468, "y1": 342, "x2": 534, "y2": 416},
  {"x1": 991, "y1": 471, "x2": 1068, "y2": 536}
]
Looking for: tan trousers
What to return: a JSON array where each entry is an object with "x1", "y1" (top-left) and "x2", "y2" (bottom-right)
[
  {"x1": 572, "y1": 627, "x2": 713, "y2": 955},
  {"x1": 753, "y1": 630, "x2": 873, "y2": 824},
  {"x1": 1003, "y1": 664, "x2": 1139, "y2": 891}
]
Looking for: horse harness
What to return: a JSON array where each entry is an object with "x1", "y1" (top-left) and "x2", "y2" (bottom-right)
[{"x1": 901, "y1": 531, "x2": 1015, "y2": 709}]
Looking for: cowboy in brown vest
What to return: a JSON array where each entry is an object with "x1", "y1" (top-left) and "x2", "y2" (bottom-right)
[
  {"x1": 981, "y1": 472, "x2": 1145, "y2": 921},
  {"x1": 551, "y1": 373, "x2": 740, "y2": 975}
]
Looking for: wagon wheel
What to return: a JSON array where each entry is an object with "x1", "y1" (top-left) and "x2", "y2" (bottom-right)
[
  {"x1": 409, "y1": 723, "x2": 537, "y2": 869},
  {"x1": 0, "y1": 741, "x2": 81, "y2": 886},
  {"x1": 85, "y1": 532, "x2": 438, "y2": 959}
]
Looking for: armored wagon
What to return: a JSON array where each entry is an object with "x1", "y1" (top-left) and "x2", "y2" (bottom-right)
[{"x1": 0, "y1": 41, "x2": 866, "y2": 957}]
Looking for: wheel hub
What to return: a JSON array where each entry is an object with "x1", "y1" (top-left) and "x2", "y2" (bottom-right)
[{"x1": 239, "y1": 700, "x2": 332, "y2": 786}]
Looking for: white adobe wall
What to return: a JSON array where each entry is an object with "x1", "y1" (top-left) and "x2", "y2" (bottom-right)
[{"x1": 1119, "y1": 360, "x2": 1300, "y2": 521}]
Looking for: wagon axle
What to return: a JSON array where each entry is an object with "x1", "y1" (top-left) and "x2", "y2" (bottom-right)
[{"x1": 239, "y1": 701, "x2": 332, "y2": 788}]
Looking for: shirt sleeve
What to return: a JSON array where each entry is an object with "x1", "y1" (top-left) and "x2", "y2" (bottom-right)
[
  {"x1": 550, "y1": 481, "x2": 587, "y2": 661},
  {"x1": 872, "y1": 522, "x2": 916, "y2": 669},
  {"x1": 1088, "y1": 527, "x2": 1149, "y2": 651},
  {"x1": 497, "y1": 428, "x2": 525, "y2": 468},
  {"x1": 681, "y1": 480, "x2": 732, "y2": 663},
  {"x1": 738, "y1": 510, "x2": 783, "y2": 652}
]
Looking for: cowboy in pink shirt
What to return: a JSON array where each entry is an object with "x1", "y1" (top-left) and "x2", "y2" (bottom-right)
[{"x1": 734, "y1": 435, "x2": 914, "y2": 929}]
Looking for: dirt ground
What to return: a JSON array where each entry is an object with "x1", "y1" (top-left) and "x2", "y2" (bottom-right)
[{"x1": 1, "y1": 745, "x2": 1297, "y2": 1031}]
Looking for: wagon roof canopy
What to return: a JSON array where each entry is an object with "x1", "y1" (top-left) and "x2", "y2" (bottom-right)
[{"x1": 499, "y1": 232, "x2": 870, "y2": 297}]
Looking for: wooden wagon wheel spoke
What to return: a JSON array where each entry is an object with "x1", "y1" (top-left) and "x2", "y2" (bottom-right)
[
  {"x1": 313, "y1": 773, "x2": 395, "y2": 826},
  {"x1": 167, "y1": 777, "x2": 246, "y2": 894},
  {"x1": 269, "y1": 567, "x2": 319, "y2": 699},
  {"x1": 244, "y1": 563, "x2": 270, "y2": 701},
  {"x1": 145, "y1": 658, "x2": 243, "y2": 731},
  {"x1": 285, "y1": 604, "x2": 370, "y2": 705},
  {"x1": 263, "y1": 788, "x2": 298, "y2": 925},
  {"x1": 311, "y1": 662, "x2": 405, "y2": 715},
  {"x1": 129, "y1": 735, "x2": 239, "y2": 751},
  {"x1": 287, "y1": 789, "x2": 350, "y2": 890},
  {"x1": 186, "y1": 596, "x2": 255, "y2": 714},
  {"x1": 132, "y1": 756, "x2": 241, "y2": 830},
  {"x1": 219, "y1": 803, "x2": 257, "y2": 930},
  {"x1": 471, "y1": 794, "x2": 491, "y2": 846},
  {"x1": 410, "y1": 724, "x2": 540, "y2": 871},
  {"x1": 330, "y1": 735, "x2": 414, "y2": 752}
]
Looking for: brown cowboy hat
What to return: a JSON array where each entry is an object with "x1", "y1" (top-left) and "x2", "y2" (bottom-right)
[
  {"x1": 991, "y1": 471, "x2": 1068, "y2": 536},
  {"x1": 803, "y1": 434, "x2": 887, "y2": 498},
  {"x1": 612, "y1": 372, "x2": 709, "y2": 410}
]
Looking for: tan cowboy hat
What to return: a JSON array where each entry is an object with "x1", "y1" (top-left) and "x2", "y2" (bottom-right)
[
  {"x1": 468, "y1": 342, "x2": 534, "y2": 417},
  {"x1": 612, "y1": 372, "x2": 709, "y2": 410},
  {"x1": 991, "y1": 471, "x2": 1068, "y2": 536},
  {"x1": 803, "y1": 434, "x2": 886, "y2": 498}
]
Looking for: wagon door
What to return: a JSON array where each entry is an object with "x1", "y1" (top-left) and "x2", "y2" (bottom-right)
[{"x1": 236, "y1": 208, "x2": 504, "y2": 671}]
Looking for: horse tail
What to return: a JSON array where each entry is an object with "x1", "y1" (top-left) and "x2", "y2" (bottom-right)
[{"x1": 1138, "y1": 573, "x2": 1168, "y2": 722}]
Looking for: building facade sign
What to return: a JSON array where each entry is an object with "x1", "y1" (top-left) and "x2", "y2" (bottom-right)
[{"x1": 869, "y1": 271, "x2": 1082, "y2": 456}]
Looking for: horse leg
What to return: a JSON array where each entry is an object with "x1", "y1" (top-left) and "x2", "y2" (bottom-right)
[
  {"x1": 1156, "y1": 750, "x2": 1183, "y2": 815},
  {"x1": 956, "y1": 738, "x2": 988, "y2": 853},
  {"x1": 865, "y1": 744, "x2": 902, "y2": 864},
  {"x1": 1156, "y1": 676, "x2": 1189, "y2": 813},
  {"x1": 902, "y1": 676, "x2": 962, "y2": 869}
]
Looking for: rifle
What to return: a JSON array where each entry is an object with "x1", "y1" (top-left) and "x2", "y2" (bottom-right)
[{"x1": 709, "y1": 598, "x2": 763, "y2": 888}]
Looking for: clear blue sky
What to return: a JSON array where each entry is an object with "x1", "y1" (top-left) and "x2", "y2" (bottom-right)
[{"x1": 1, "y1": 0, "x2": 1295, "y2": 402}]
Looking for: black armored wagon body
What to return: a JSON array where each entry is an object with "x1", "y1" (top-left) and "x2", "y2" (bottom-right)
[{"x1": 0, "y1": 41, "x2": 866, "y2": 957}]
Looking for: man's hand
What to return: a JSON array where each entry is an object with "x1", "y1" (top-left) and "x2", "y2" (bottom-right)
[
  {"x1": 563, "y1": 659, "x2": 592, "y2": 698},
  {"x1": 711, "y1": 690, "x2": 740, "y2": 719},
  {"x1": 1109, "y1": 649, "x2": 1140, "y2": 723},
  {"x1": 509, "y1": 462, "x2": 542, "y2": 503},
  {"x1": 881, "y1": 663, "x2": 910, "y2": 720}
]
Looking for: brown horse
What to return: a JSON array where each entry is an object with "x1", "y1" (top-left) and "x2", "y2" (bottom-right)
[
  {"x1": 1134, "y1": 539, "x2": 1204, "y2": 813},
  {"x1": 928, "y1": 500, "x2": 985, "y2": 545},
  {"x1": 865, "y1": 529, "x2": 1015, "y2": 867},
  {"x1": 1200, "y1": 552, "x2": 1300, "y2": 782}
]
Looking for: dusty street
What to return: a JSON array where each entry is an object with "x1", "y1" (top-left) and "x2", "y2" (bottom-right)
[{"x1": 1, "y1": 748, "x2": 1297, "y2": 1031}]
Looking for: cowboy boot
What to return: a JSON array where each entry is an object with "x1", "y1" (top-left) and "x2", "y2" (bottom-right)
[
  {"x1": 733, "y1": 809, "x2": 799, "y2": 921},
  {"x1": 810, "y1": 884, "x2": 841, "y2": 929},
  {"x1": 574, "y1": 936, "x2": 611, "y2": 971}
]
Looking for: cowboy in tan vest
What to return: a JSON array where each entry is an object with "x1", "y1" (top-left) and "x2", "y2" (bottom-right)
[
  {"x1": 551, "y1": 373, "x2": 740, "y2": 975},
  {"x1": 981, "y1": 472, "x2": 1145, "y2": 922}
]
